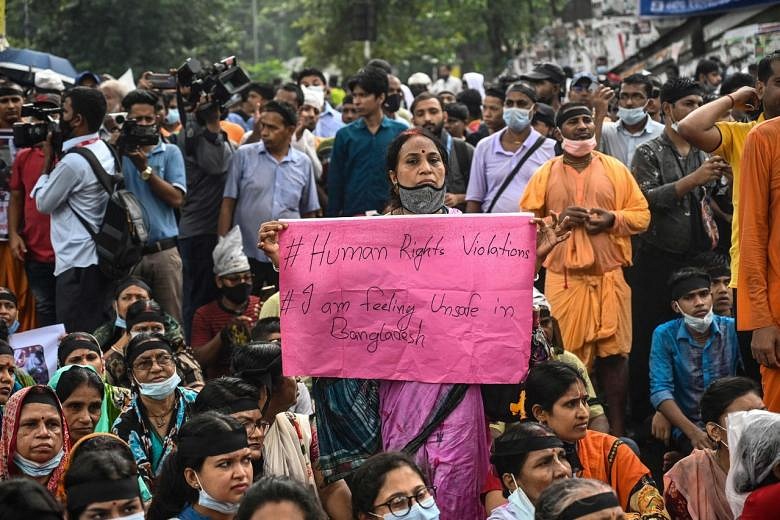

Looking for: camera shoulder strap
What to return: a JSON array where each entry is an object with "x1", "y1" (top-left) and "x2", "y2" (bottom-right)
[{"x1": 486, "y1": 135, "x2": 546, "y2": 213}]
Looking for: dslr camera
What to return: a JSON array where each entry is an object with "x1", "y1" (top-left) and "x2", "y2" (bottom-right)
[
  {"x1": 117, "y1": 119, "x2": 159, "y2": 152},
  {"x1": 177, "y1": 56, "x2": 251, "y2": 112},
  {"x1": 13, "y1": 103, "x2": 62, "y2": 148}
]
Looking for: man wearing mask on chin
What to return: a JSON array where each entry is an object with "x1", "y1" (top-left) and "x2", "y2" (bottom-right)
[
  {"x1": 598, "y1": 74, "x2": 664, "y2": 168},
  {"x1": 520, "y1": 103, "x2": 650, "y2": 437},
  {"x1": 649, "y1": 268, "x2": 740, "y2": 455},
  {"x1": 466, "y1": 83, "x2": 556, "y2": 214},
  {"x1": 191, "y1": 226, "x2": 260, "y2": 380},
  {"x1": 627, "y1": 78, "x2": 731, "y2": 427}
]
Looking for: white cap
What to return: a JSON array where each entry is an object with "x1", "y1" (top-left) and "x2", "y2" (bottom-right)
[
  {"x1": 213, "y1": 226, "x2": 251, "y2": 277},
  {"x1": 407, "y1": 72, "x2": 432, "y2": 87},
  {"x1": 533, "y1": 288, "x2": 551, "y2": 312},
  {"x1": 35, "y1": 69, "x2": 65, "y2": 92},
  {"x1": 302, "y1": 86, "x2": 325, "y2": 110}
]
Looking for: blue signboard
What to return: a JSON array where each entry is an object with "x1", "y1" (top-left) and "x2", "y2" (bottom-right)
[{"x1": 640, "y1": 0, "x2": 777, "y2": 17}]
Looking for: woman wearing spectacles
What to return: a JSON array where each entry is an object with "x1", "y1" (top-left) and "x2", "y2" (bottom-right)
[
  {"x1": 112, "y1": 333, "x2": 197, "y2": 492},
  {"x1": 193, "y1": 377, "x2": 269, "y2": 480},
  {"x1": 352, "y1": 452, "x2": 439, "y2": 520}
]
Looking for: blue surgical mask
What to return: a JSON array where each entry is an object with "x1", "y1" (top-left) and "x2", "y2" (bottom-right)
[
  {"x1": 508, "y1": 474, "x2": 535, "y2": 518},
  {"x1": 596, "y1": 65, "x2": 608, "y2": 75},
  {"x1": 377, "y1": 497, "x2": 440, "y2": 520},
  {"x1": 195, "y1": 472, "x2": 241, "y2": 514},
  {"x1": 503, "y1": 107, "x2": 531, "y2": 132},
  {"x1": 165, "y1": 109, "x2": 180, "y2": 126},
  {"x1": 112, "y1": 513, "x2": 145, "y2": 520},
  {"x1": 13, "y1": 449, "x2": 64, "y2": 477},
  {"x1": 115, "y1": 316, "x2": 127, "y2": 329},
  {"x1": 136, "y1": 372, "x2": 180, "y2": 400},
  {"x1": 7, "y1": 320, "x2": 19, "y2": 335},
  {"x1": 617, "y1": 105, "x2": 647, "y2": 126}
]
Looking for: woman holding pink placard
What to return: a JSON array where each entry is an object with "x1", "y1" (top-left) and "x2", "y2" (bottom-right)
[{"x1": 258, "y1": 128, "x2": 570, "y2": 519}]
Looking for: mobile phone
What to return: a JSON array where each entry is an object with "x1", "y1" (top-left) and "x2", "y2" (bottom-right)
[{"x1": 148, "y1": 73, "x2": 177, "y2": 90}]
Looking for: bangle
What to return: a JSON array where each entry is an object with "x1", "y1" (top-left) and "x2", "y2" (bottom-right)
[
  {"x1": 726, "y1": 94, "x2": 736, "y2": 108},
  {"x1": 272, "y1": 263, "x2": 279, "y2": 273}
]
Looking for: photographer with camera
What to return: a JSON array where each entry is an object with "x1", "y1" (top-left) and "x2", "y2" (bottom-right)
[
  {"x1": 118, "y1": 89, "x2": 186, "y2": 323},
  {"x1": 8, "y1": 92, "x2": 61, "y2": 326},
  {"x1": 31, "y1": 87, "x2": 116, "y2": 333},
  {"x1": 175, "y1": 60, "x2": 238, "y2": 340}
]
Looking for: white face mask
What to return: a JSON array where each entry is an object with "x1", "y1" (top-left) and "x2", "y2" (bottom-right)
[
  {"x1": 507, "y1": 474, "x2": 535, "y2": 516},
  {"x1": 194, "y1": 472, "x2": 240, "y2": 514},
  {"x1": 136, "y1": 372, "x2": 180, "y2": 400},
  {"x1": 675, "y1": 304, "x2": 714, "y2": 333},
  {"x1": 112, "y1": 513, "x2": 145, "y2": 520}
]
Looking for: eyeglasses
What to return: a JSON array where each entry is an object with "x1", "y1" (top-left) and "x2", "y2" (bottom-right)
[
  {"x1": 372, "y1": 486, "x2": 437, "y2": 518},
  {"x1": 241, "y1": 419, "x2": 271, "y2": 436},
  {"x1": 132, "y1": 353, "x2": 174, "y2": 372}
]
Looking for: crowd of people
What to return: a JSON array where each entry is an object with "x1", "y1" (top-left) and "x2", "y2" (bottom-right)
[{"x1": 0, "y1": 47, "x2": 778, "y2": 520}]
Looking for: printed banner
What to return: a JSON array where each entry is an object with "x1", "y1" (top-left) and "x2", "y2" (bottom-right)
[
  {"x1": 639, "y1": 0, "x2": 776, "y2": 17},
  {"x1": 9, "y1": 324, "x2": 66, "y2": 384},
  {"x1": 278, "y1": 214, "x2": 536, "y2": 384}
]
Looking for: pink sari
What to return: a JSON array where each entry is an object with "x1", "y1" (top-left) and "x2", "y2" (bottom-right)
[{"x1": 664, "y1": 449, "x2": 732, "y2": 520}]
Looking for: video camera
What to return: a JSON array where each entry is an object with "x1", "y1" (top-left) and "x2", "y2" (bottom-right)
[
  {"x1": 176, "y1": 56, "x2": 251, "y2": 112},
  {"x1": 12, "y1": 103, "x2": 62, "y2": 148},
  {"x1": 117, "y1": 119, "x2": 159, "y2": 151}
]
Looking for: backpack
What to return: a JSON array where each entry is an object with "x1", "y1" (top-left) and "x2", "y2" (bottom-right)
[{"x1": 66, "y1": 145, "x2": 148, "y2": 279}]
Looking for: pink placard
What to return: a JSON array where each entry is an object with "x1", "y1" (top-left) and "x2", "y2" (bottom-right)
[{"x1": 278, "y1": 214, "x2": 536, "y2": 384}]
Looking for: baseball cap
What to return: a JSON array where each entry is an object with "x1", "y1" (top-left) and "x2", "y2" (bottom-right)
[
  {"x1": 532, "y1": 103, "x2": 555, "y2": 127},
  {"x1": 520, "y1": 63, "x2": 566, "y2": 85},
  {"x1": 571, "y1": 72, "x2": 598, "y2": 87}
]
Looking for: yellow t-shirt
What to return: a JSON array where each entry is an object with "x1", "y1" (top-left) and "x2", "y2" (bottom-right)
[{"x1": 714, "y1": 114, "x2": 765, "y2": 288}]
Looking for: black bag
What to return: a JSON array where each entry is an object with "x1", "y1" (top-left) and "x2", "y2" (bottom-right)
[{"x1": 66, "y1": 145, "x2": 148, "y2": 279}]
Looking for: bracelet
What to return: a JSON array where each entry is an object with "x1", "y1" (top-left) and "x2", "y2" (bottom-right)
[
  {"x1": 272, "y1": 263, "x2": 280, "y2": 273},
  {"x1": 726, "y1": 93, "x2": 736, "y2": 108}
]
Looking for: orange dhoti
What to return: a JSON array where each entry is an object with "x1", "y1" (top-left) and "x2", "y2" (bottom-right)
[
  {"x1": 0, "y1": 242, "x2": 37, "y2": 331},
  {"x1": 545, "y1": 268, "x2": 631, "y2": 369}
]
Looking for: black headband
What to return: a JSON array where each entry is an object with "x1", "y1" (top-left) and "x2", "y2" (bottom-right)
[
  {"x1": 556, "y1": 105, "x2": 592, "y2": 128},
  {"x1": 491, "y1": 435, "x2": 563, "y2": 462},
  {"x1": 125, "y1": 309, "x2": 164, "y2": 330},
  {"x1": 114, "y1": 278, "x2": 151, "y2": 300},
  {"x1": 0, "y1": 289, "x2": 17, "y2": 305},
  {"x1": 177, "y1": 424, "x2": 248, "y2": 459},
  {"x1": 559, "y1": 492, "x2": 620, "y2": 520},
  {"x1": 58, "y1": 337, "x2": 101, "y2": 364},
  {"x1": 226, "y1": 398, "x2": 260, "y2": 414},
  {"x1": 125, "y1": 338, "x2": 173, "y2": 367},
  {"x1": 0, "y1": 340, "x2": 12, "y2": 357},
  {"x1": 0, "y1": 86, "x2": 22, "y2": 98},
  {"x1": 66, "y1": 477, "x2": 140, "y2": 510},
  {"x1": 671, "y1": 275, "x2": 711, "y2": 301}
]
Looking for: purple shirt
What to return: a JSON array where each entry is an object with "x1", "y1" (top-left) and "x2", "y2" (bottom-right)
[{"x1": 465, "y1": 128, "x2": 556, "y2": 213}]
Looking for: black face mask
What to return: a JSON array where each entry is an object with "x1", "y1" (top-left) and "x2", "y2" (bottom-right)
[
  {"x1": 221, "y1": 283, "x2": 252, "y2": 305},
  {"x1": 384, "y1": 93, "x2": 402, "y2": 113}
]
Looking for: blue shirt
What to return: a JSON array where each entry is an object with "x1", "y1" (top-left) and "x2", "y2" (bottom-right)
[
  {"x1": 326, "y1": 116, "x2": 407, "y2": 216},
  {"x1": 223, "y1": 142, "x2": 320, "y2": 262},
  {"x1": 226, "y1": 111, "x2": 253, "y2": 132},
  {"x1": 314, "y1": 101, "x2": 345, "y2": 138},
  {"x1": 600, "y1": 116, "x2": 665, "y2": 167},
  {"x1": 122, "y1": 141, "x2": 187, "y2": 243},
  {"x1": 32, "y1": 133, "x2": 117, "y2": 275},
  {"x1": 177, "y1": 505, "x2": 211, "y2": 520},
  {"x1": 649, "y1": 315, "x2": 740, "y2": 432}
]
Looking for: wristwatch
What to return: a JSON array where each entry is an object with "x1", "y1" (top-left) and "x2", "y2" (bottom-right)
[{"x1": 141, "y1": 166, "x2": 153, "y2": 181}]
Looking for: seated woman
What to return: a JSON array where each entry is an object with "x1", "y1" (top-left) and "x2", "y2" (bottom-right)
[
  {"x1": 664, "y1": 376, "x2": 764, "y2": 519},
  {"x1": 731, "y1": 411, "x2": 780, "y2": 520},
  {"x1": 193, "y1": 377, "x2": 268, "y2": 479},
  {"x1": 112, "y1": 334, "x2": 197, "y2": 492},
  {"x1": 62, "y1": 434, "x2": 146, "y2": 519},
  {"x1": 48, "y1": 365, "x2": 105, "y2": 442},
  {"x1": 258, "y1": 128, "x2": 571, "y2": 520},
  {"x1": 94, "y1": 278, "x2": 199, "y2": 389},
  {"x1": 536, "y1": 478, "x2": 623, "y2": 520},
  {"x1": 0, "y1": 339, "x2": 35, "y2": 425},
  {"x1": 236, "y1": 476, "x2": 326, "y2": 520},
  {"x1": 488, "y1": 422, "x2": 571, "y2": 519},
  {"x1": 231, "y1": 341, "x2": 352, "y2": 520},
  {"x1": 351, "y1": 451, "x2": 439, "y2": 520},
  {"x1": 147, "y1": 411, "x2": 253, "y2": 520},
  {"x1": 524, "y1": 361, "x2": 669, "y2": 519},
  {"x1": 55, "y1": 333, "x2": 132, "y2": 430},
  {"x1": 0, "y1": 385, "x2": 70, "y2": 493}
]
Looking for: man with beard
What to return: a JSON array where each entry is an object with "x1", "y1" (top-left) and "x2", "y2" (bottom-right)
[
  {"x1": 32, "y1": 87, "x2": 116, "y2": 333},
  {"x1": 520, "y1": 62, "x2": 566, "y2": 112},
  {"x1": 410, "y1": 92, "x2": 474, "y2": 210},
  {"x1": 520, "y1": 103, "x2": 650, "y2": 436}
]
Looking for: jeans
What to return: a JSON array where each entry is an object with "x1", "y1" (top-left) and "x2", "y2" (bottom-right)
[
  {"x1": 25, "y1": 261, "x2": 57, "y2": 327},
  {"x1": 179, "y1": 234, "x2": 218, "y2": 343}
]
